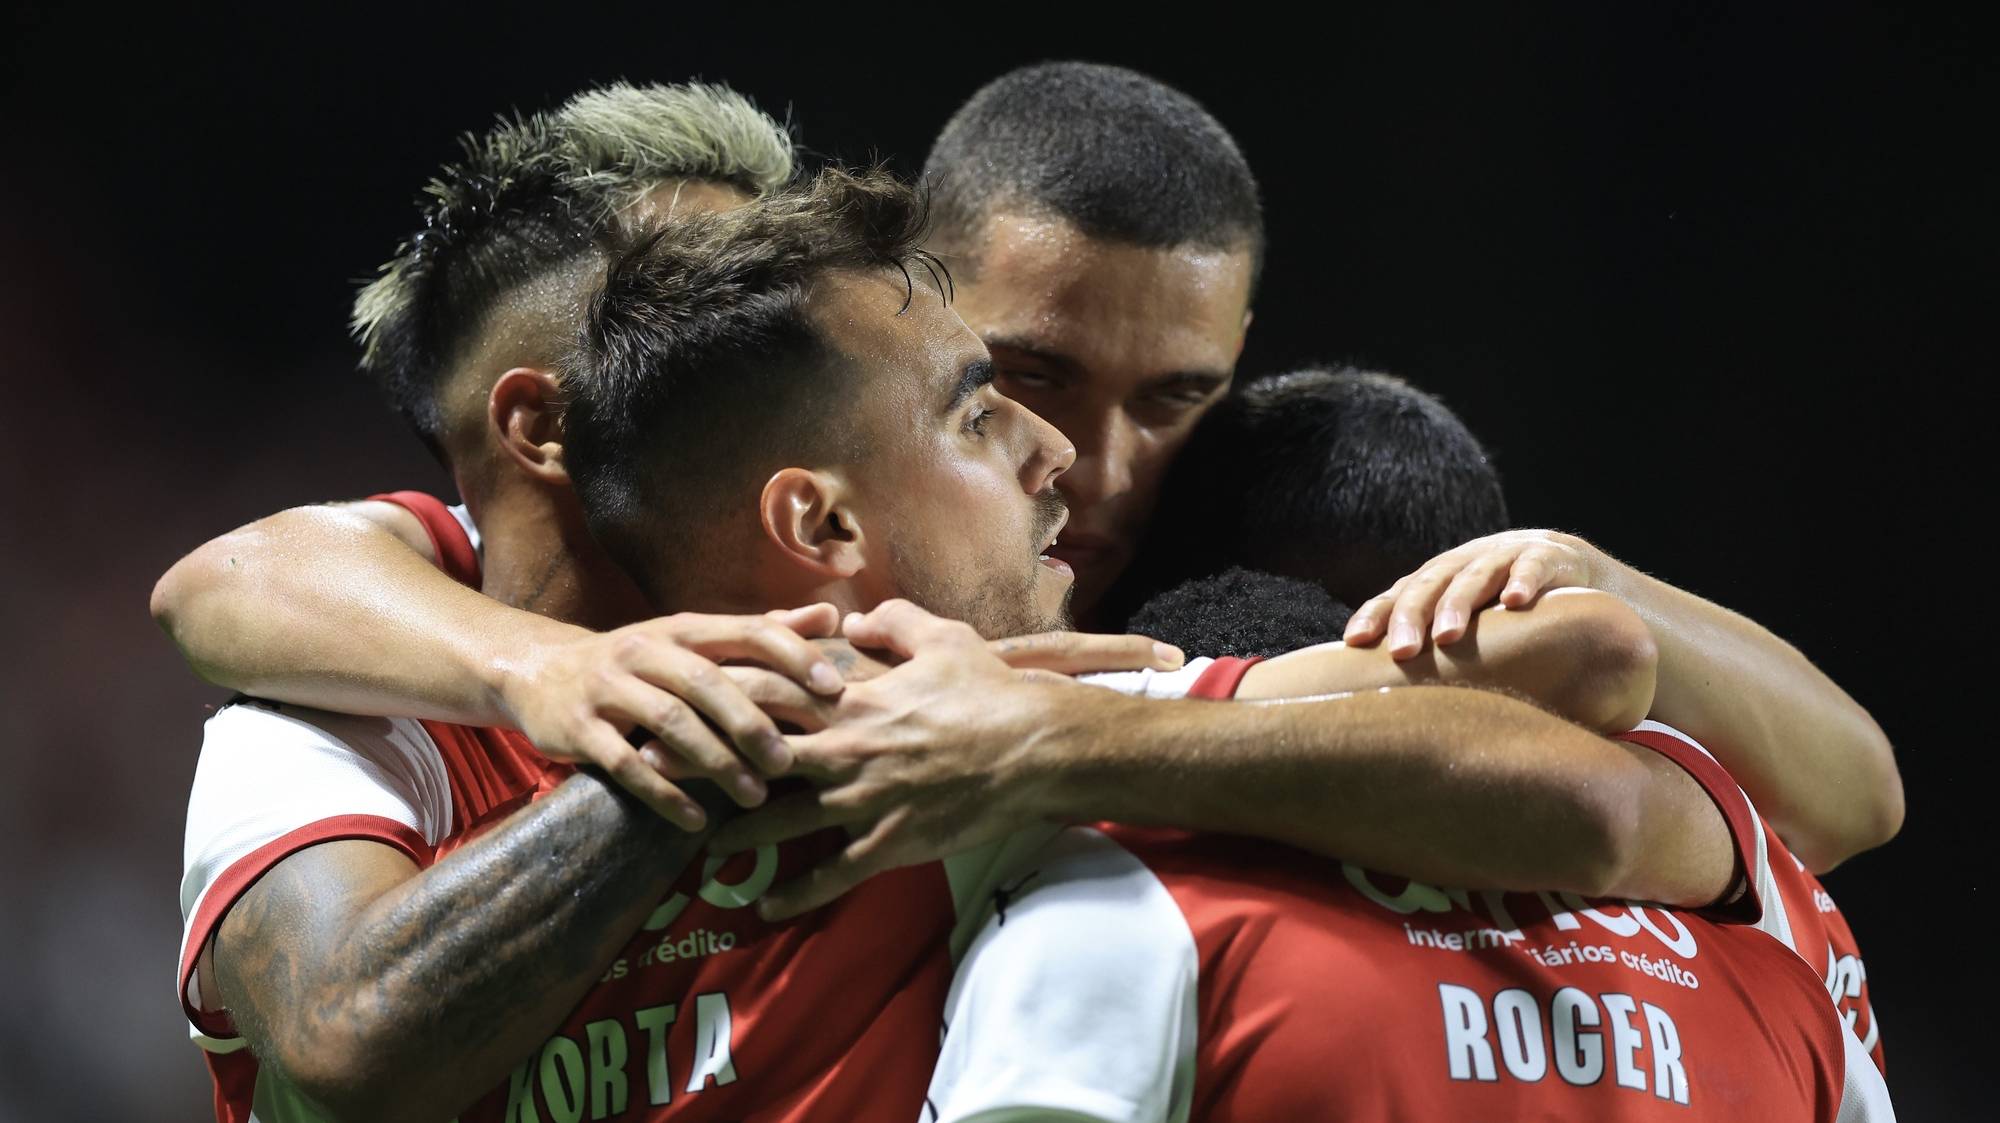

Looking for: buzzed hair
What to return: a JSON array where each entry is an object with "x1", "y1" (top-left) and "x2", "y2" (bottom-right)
[
  {"x1": 351, "y1": 82, "x2": 797, "y2": 460},
  {"x1": 1108, "y1": 367, "x2": 1508, "y2": 620},
  {"x1": 1214, "y1": 368, "x2": 1508, "y2": 604},
  {"x1": 924, "y1": 61, "x2": 1264, "y2": 287},
  {"x1": 562, "y1": 166, "x2": 938, "y2": 603}
]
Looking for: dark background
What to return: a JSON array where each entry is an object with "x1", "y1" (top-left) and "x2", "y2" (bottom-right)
[{"x1": 0, "y1": 3, "x2": 1983, "y2": 1118}]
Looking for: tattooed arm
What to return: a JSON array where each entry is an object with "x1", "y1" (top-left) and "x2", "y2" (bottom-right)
[{"x1": 209, "y1": 770, "x2": 722, "y2": 1123}]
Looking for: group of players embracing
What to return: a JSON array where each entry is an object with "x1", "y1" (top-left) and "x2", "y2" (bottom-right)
[{"x1": 154, "y1": 63, "x2": 1903, "y2": 1122}]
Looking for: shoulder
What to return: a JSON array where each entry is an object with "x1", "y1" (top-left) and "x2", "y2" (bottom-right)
[{"x1": 193, "y1": 700, "x2": 454, "y2": 846}]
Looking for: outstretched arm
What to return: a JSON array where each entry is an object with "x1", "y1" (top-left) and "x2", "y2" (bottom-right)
[
  {"x1": 712, "y1": 600, "x2": 1732, "y2": 919},
  {"x1": 1343, "y1": 529, "x2": 1902, "y2": 870},
  {"x1": 1236, "y1": 586, "x2": 1657, "y2": 732}
]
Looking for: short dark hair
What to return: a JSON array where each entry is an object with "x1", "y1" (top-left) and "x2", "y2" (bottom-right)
[
  {"x1": 352, "y1": 114, "x2": 583, "y2": 460},
  {"x1": 1111, "y1": 367, "x2": 1508, "y2": 617},
  {"x1": 1127, "y1": 567, "x2": 1352, "y2": 659},
  {"x1": 352, "y1": 83, "x2": 797, "y2": 462},
  {"x1": 924, "y1": 62, "x2": 1264, "y2": 290},
  {"x1": 562, "y1": 166, "x2": 937, "y2": 602}
]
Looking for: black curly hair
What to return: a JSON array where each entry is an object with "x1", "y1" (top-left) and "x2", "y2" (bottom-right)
[{"x1": 1127, "y1": 567, "x2": 1352, "y2": 659}]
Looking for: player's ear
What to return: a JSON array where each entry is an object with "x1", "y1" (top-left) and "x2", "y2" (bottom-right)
[
  {"x1": 1236, "y1": 309, "x2": 1253, "y2": 361},
  {"x1": 490, "y1": 367, "x2": 570, "y2": 485},
  {"x1": 760, "y1": 467, "x2": 865, "y2": 579}
]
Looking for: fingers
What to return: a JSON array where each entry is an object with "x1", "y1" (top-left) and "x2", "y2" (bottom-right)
[
  {"x1": 773, "y1": 731, "x2": 856, "y2": 785},
  {"x1": 708, "y1": 789, "x2": 849, "y2": 857},
  {"x1": 1014, "y1": 668, "x2": 1077, "y2": 687},
  {"x1": 723, "y1": 667, "x2": 834, "y2": 733},
  {"x1": 1344, "y1": 583, "x2": 1403, "y2": 646},
  {"x1": 574, "y1": 725, "x2": 711, "y2": 830},
  {"x1": 1382, "y1": 561, "x2": 1468, "y2": 659},
  {"x1": 987, "y1": 630, "x2": 1184, "y2": 675},
  {"x1": 597, "y1": 668, "x2": 771, "y2": 808},
  {"x1": 1432, "y1": 550, "x2": 1522, "y2": 644},
  {"x1": 842, "y1": 599, "x2": 984, "y2": 661},
  {"x1": 755, "y1": 814, "x2": 902, "y2": 921},
  {"x1": 1500, "y1": 548, "x2": 1556, "y2": 607},
  {"x1": 657, "y1": 613, "x2": 843, "y2": 697},
  {"x1": 766, "y1": 602, "x2": 842, "y2": 640},
  {"x1": 620, "y1": 640, "x2": 795, "y2": 778}
]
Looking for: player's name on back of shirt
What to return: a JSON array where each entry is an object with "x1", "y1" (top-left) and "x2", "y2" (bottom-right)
[{"x1": 1097, "y1": 825, "x2": 1870, "y2": 1120}]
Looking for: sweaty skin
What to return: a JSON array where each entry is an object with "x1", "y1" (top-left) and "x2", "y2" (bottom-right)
[
  {"x1": 1345, "y1": 529, "x2": 1902, "y2": 870},
  {"x1": 943, "y1": 210, "x2": 1252, "y2": 623},
  {"x1": 154, "y1": 205, "x2": 1899, "y2": 873},
  {"x1": 183, "y1": 266, "x2": 1738, "y2": 1123},
  {"x1": 211, "y1": 768, "x2": 724, "y2": 1123}
]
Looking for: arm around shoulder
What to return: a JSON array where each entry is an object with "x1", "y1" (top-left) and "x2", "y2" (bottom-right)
[
  {"x1": 151, "y1": 499, "x2": 438, "y2": 689},
  {"x1": 1238, "y1": 587, "x2": 1658, "y2": 734},
  {"x1": 148, "y1": 499, "x2": 583, "y2": 723}
]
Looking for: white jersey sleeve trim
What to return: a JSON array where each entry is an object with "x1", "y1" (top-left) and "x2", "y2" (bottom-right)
[
  {"x1": 179, "y1": 702, "x2": 452, "y2": 1045},
  {"x1": 926, "y1": 827, "x2": 1197, "y2": 1123},
  {"x1": 1625, "y1": 718, "x2": 1781, "y2": 927},
  {"x1": 1837, "y1": 1014, "x2": 1897, "y2": 1121},
  {"x1": 1077, "y1": 658, "x2": 1215, "y2": 700}
]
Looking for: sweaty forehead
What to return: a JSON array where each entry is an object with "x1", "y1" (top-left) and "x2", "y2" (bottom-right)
[{"x1": 952, "y1": 210, "x2": 1253, "y2": 379}]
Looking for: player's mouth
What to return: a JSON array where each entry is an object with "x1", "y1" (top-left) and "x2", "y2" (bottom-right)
[{"x1": 1037, "y1": 512, "x2": 1073, "y2": 577}]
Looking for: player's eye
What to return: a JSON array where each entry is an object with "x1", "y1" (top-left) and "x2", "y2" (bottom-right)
[
  {"x1": 964, "y1": 405, "x2": 997, "y2": 435},
  {"x1": 998, "y1": 368, "x2": 1060, "y2": 392}
]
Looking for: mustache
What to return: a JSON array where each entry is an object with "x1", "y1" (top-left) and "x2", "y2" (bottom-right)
[{"x1": 1031, "y1": 488, "x2": 1069, "y2": 551}]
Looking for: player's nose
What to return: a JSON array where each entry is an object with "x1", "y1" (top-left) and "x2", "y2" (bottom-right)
[{"x1": 1014, "y1": 402, "x2": 1075, "y2": 494}]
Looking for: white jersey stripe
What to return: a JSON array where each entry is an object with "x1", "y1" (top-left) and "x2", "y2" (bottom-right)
[{"x1": 926, "y1": 827, "x2": 1198, "y2": 1123}]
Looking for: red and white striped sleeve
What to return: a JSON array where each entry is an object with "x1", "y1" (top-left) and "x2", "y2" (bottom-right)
[
  {"x1": 1075, "y1": 655, "x2": 1263, "y2": 701},
  {"x1": 1612, "y1": 719, "x2": 1771, "y2": 926},
  {"x1": 178, "y1": 701, "x2": 453, "y2": 1046}
]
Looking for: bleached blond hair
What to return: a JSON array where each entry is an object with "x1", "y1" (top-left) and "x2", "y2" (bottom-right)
[
  {"x1": 557, "y1": 81, "x2": 794, "y2": 218},
  {"x1": 350, "y1": 81, "x2": 796, "y2": 458}
]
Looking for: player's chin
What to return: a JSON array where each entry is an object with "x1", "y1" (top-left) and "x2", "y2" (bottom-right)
[{"x1": 1034, "y1": 565, "x2": 1077, "y2": 630}]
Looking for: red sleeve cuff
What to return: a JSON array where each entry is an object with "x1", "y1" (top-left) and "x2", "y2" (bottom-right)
[
  {"x1": 1187, "y1": 656, "x2": 1264, "y2": 700},
  {"x1": 180, "y1": 815, "x2": 433, "y2": 1039},
  {"x1": 370, "y1": 490, "x2": 481, "y2": 588},
  {"x1": 1613, "y1": 727, "x2": 1763, "y2": 925}
]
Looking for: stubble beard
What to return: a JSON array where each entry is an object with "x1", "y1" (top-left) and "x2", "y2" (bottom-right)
[{"x1": 887, "y1": 544, "x2": 1072, "y2": 640}]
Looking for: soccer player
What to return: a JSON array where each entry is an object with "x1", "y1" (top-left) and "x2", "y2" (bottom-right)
[
  {"x1": 1106, "y1": 365, "x2": 1887, "y2": 1073},
  {"x1": 543, "y1": 178, "x2": 1889, "y2": 1118},
  {"x1": 914, "y1": 63, "x2": 1898, "y2": 875},
  {"x1": 154, "y1": 66, "x2": 1900, "y2": 883},
  {"x1": 913, "y1": 468, "x2": 1886, "y2": 1120},
  {"x1": 179, "y1": 167, "x2": 1848, "y2": 1122},
  {"x1": 152, "y1": 69, "x2": 1893, "y2": 1090}
]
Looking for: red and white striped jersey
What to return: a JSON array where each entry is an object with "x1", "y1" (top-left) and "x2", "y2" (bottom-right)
[
  {"x1": 925, "y1": 667, "x2": 1894, "y2": 1122},
  {"x1": 179, "y1": 696, "x2": 973, "y2": 1123},
  {"x1": 177, "y1": 492, "x2": 1240, "y2": 1122},
  {"x1": 182, "y1": 490, "x2": 1888, "y2": 1122}
]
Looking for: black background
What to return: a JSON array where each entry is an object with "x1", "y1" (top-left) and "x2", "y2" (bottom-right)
[{"x1": 0, "y1": 3, "x2": 1983, "y2": 1118}]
